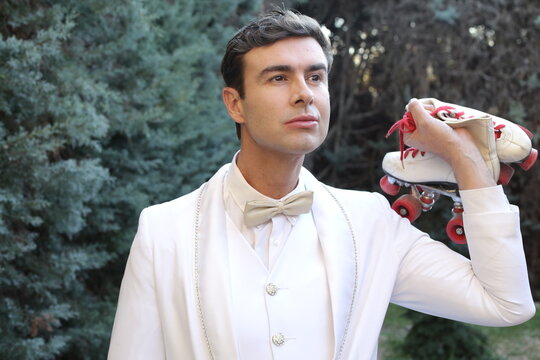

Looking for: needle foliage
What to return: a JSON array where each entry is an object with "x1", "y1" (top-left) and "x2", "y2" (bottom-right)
[{"x1": 0, "y1": 0, "x2": 259, "y2": 358}]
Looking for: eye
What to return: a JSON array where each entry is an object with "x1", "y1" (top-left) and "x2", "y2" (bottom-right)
[
  {"x1": 271, "y1": 75, "x2": 286, "y2": 82},
  {"x1": 308, "y1": 73, "x2": 324, "y2": 83}
]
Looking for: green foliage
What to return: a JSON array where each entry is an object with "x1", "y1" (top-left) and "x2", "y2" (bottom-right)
[
  {"x1": 401, "y1": 312, "x2": 500, "y2": 360},
  {"x1": 3, "y1": 0, "x2": 539, "y2": 357},
  {"x1": 380, "y1": 304, "x2": 539, "y2": 359},
  {"x1": 430, "y1": 0, "x2": 460, "y2": 25},
  {"x1": 1, "y1": 0, "x2": 260, "y2": 358},
  {"x1": 508, "y1": 100, "x2": 527, "y2": 125}
]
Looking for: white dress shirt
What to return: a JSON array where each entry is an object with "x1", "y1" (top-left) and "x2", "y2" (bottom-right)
[{"x1": 223, "y1": 152, "x2": 308, "y2": 269}]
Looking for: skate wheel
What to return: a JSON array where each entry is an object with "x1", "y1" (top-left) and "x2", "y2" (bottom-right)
[
  {"x1": 517, "y1": 124, "x2": 534, "y2": 140},
  {"x1": 391, "y1": 194, "x2": 422, "y2": 222},
  {"x1": 518, "y1": 148, "x2": 537, "y2": 171},
  {"x1": 446, "y1": 213, "x2": 467, "y2": 244},
  {"x1": 380, "y1": 175, "x2": 400, "y2": 196},
  {"x1": 497, "y1": 163, "x2": 515, "y2": 185}
]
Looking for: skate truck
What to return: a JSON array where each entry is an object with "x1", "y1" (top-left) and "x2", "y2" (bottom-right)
[{"x1": 380, "y1": 98, "x2": 537, "y2": 244}]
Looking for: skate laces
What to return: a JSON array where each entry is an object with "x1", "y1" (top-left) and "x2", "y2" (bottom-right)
[
  {"x1": 385, "y1": 111, "x2": 416, "y2": 162},
  {"x1": 431, "y1": 105, "x2": 466, "y2": 119},
  {"x1": 385, "y1": 105, "x2": 465, "y2": 162},
  {"x1": 494, "y1": 122, "x2": 505, "y2": 139},
  {"x1": 403, "y1": 148, "x2": 426, "y2": 158}
]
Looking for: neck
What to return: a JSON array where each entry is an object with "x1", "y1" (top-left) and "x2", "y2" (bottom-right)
[{"x1": 236, "y1": 149, "x2": 304, "y2": 199}]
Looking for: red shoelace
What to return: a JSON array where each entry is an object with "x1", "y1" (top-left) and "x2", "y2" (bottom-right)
[
  {"x1": 385, "y1": 105, "x2": 503, "y2": 163},
  {"x1": 385, "y1": 111, "x2": 416, "y2": 162},
  {"x1": 403, "y1": 148, "x2": 426, "y2": 158},
  {"x1": 494, "y1": 123, "x2": 505, "y2": 139}
]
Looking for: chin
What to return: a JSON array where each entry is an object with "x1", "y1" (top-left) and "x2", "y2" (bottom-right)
[{"x1": 290, "y1": 142, "x2": 324, "y2": 155}]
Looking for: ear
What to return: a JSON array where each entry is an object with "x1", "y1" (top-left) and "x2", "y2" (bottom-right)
[{"x1": 222, "y1": 87, "x2": 245, "y2": 125}]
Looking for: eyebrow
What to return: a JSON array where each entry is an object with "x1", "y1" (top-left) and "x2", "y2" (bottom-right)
[{"x1": 258, "y1": 63, "x2": 327, "y2": 80}]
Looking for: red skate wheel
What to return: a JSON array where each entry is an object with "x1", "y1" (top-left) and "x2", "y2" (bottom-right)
[
  {"x1": 518, "y1": 148, "x2": 537, "y2": 171},
  {"x1": 446, "y1": 213, "x2": 467, "y2": 244},
  {"x1": 497, "y1": 163, "x2": 515, "y2": 185},
  {"x1": 517, "y1": 124, "x2": 534, "y2": 140},
  {"x1": 380, "y1": 176, "x2": 400, "y2": 196},
  {"x1": 391, "y1": 194, "x2": 422, "y2": 222}
]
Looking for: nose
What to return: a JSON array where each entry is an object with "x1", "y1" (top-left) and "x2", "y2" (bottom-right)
[{"x1": 291, "y1": 78, "x2": 314, "y2": 106}]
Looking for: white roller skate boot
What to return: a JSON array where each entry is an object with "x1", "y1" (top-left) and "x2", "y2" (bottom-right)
[
  {"x1": 381, "y1": 149, "x2": 456, "y2": 186},
  {"x1": 418, "y1": 98, "x2": 537, "y2": 170}
]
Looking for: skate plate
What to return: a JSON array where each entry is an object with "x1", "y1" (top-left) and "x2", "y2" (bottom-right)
[{"x1": 380, "y1": 174, "x2": 467, "y2": 244}]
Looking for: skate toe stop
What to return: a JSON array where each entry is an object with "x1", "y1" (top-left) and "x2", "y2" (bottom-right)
[{"x1": 519, "y1": 148, "x2": 538, "y2": 171}]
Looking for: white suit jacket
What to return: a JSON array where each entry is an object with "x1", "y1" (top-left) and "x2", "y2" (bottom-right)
[{"x1": 108, "y1": 164, "x2": 535, "y2": 360}]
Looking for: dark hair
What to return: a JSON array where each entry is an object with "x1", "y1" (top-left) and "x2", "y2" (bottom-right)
[{"x1": 221, "y1": 8, "x2": 333, "y2": 99}]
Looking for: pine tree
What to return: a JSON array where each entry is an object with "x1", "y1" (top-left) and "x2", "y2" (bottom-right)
[{"x1": 0, "y1": 0, "x2": 260, "y2": 358}]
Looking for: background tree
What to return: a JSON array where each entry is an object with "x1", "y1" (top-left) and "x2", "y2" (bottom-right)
[
  {"x1": 289, "y1": 0, "x2": 540, "y2": 298},
  {"x1": 0, "y1": 0, "x2": 259, "y2": 358},
  {"x1": 2, "y1": 0, "x2": 538, "y2": 358},
  {"x1": 280, "y1": 0, "x2": 539, "y2": 357}
]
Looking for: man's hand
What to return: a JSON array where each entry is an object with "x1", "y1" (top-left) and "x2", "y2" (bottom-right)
[{"x1": 404, "y1": 99, "x2": 496, "y2": 190}]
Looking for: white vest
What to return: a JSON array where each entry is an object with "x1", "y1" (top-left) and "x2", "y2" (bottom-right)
[{"x1": 227, "y1": 211, "x2": 334, "y2": 359}]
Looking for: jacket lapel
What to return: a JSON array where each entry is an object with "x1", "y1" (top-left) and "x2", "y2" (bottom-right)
[
  {"x1": 303, "y1": 168, "x2": 358, "y2": 358},
  {"x1": 195, "y1": 165, "x2": 358, "y2": 359},
  {"x1": 196, "y1": 164, "x2": 239, "y2": 359}
]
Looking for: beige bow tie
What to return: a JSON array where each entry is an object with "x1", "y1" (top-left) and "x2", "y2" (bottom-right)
[{"x1": 243, "y1": 191, "x2": 314, "y2": 227}]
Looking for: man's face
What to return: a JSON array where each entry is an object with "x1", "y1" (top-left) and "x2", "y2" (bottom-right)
[{"x1": 225, "y1": 37, "x2": 331, "y2": 158}]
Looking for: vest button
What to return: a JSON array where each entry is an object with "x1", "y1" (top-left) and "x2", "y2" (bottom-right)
[
  {"x1": 272, "y1": 333, "x2": 285, "y2": 346},
  {"x1": 265, "y1": 283, "x2": 279, "y2": 296}
]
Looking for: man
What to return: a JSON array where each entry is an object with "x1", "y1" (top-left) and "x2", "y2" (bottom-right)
[{"x1": 108, "y1": 9, "x2": 535, "y2": 359}]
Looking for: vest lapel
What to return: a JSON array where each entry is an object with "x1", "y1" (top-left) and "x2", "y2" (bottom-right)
[
  {"x1": 302, "y1": 168, "x2": 358, "y2": 359},
  {"x1": 196, "y1": 164, "x2": 238, "y2": 359}
]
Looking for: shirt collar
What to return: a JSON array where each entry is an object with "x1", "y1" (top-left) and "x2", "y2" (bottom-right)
[{"x1": 225, "y1": 151, "x2": 306, "y2": 215}]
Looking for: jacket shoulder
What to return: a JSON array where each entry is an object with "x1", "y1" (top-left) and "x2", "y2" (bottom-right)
[
  {"x1": 137, "y1": 186, "x2": 202, "y2": 234},
  {"x1": 324, "y1": 185, "x2": 391, "y2": 212}
]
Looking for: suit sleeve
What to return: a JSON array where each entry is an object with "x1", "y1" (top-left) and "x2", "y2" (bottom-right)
[
  {"x1": 108, "y1": 208, "x2": 166, "y2": 359},
  {"x1": 389, "y1": 186, "x2": 536, "y2": 326}
]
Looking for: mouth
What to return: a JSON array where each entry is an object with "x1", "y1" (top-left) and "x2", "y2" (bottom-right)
[{"x1": 285, "y1": 114, "x2": 319, "y2": 128}]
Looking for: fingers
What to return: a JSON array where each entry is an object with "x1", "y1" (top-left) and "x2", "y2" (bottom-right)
[
  {"x1": 407, "y1": 99, "x2": 432, "y2": 126},
  {"x1": 405, "y1": 98, "x2": 435, "y2": 112},
  {"x1": 401, "y1": 98, "x2": 454, "y2": 153},
  {"x1": 424, "y1": 103, "x2": 435, "y2": 112}
]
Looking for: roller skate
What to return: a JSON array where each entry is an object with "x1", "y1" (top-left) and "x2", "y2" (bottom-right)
[
  {"x1": 381, "y1": 98, "x2": 537, "y2": 244},
  {"x1": 418, "y1": 98, "x2": 538, "y2": 174}
]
